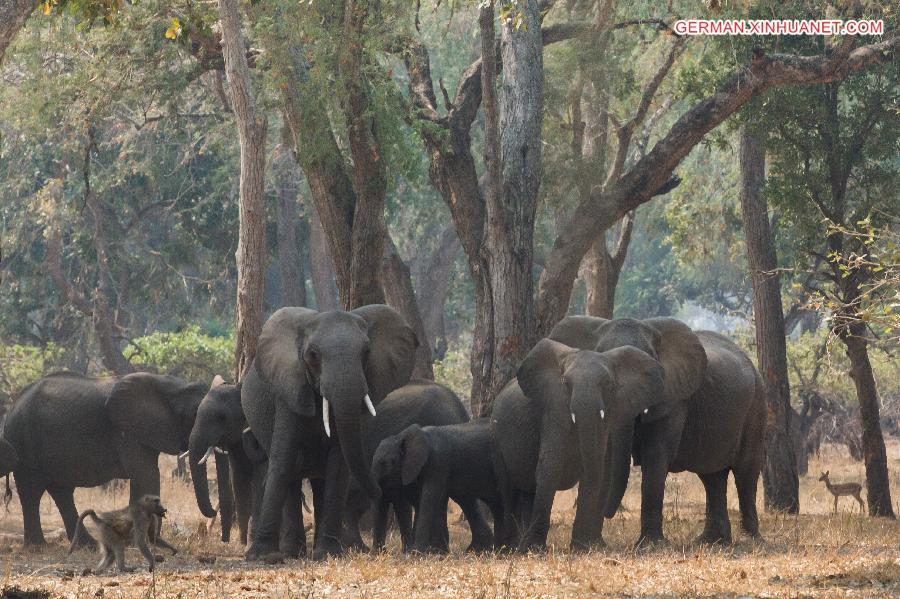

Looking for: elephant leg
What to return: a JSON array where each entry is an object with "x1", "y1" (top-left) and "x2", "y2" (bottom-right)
[
  {"x1": 733, "y1": 463, "x2": 762, "y2": 539},
  {"x1": 520, "y1": 459, "x2": 558, "y2": 553},
  {"x1": 488, "y1": 500, "x2": 504, "y2": 550},
  {"x1": 311, "y1": 477, "x2": 325, "y2": 540},
  {"x1": 371, "y1": 497, "x2": 391, "y2": 552},
  {"x1": 312, "y1": 443, "x2": 350, "y2": 560},
  {"x1": 279, "y1": 476, "x2": 304, "y2": 558},
  {"x1": 341, "y1": 487, "x2": 370, "y2": 553},
  {"x1": 47, "y1": 486, "x2": 97, "y2": 550},
  {"x1": 215, "y1": 451, "x2": 235, "y2": 544},
  {"x1": 246, "y1": 410, "x2": 300, "y2": 560},
  {"x1": 16, "y1": 476, "x2": 46, "y2": 547},
  {"x1": 455, "y1": 497, "x2": 493, "y2": 553},
  {"x1": 229, "y1": 451, "x2": 253, "y2": 545},
  {"x1": 117, "y1": 442, "x2": 161, "y2": 503},
  {"x1": 697, "y1": 469, "x2": 732, "y2": 545},
  {"x1": 636, "y1": 435, "x2": 671, "y2": 546},
  {"x1": 412, "y1": 476, "x2": 448, "y2": 554},
  {"x1": 394, "y1": 499, "x2": 414, "y2": 553}
]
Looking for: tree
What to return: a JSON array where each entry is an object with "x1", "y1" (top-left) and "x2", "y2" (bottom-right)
[
  {"x1": 739, "y1": 125, "x2": 798, "y2": 512},
  {"x1": 218, "y1": 0, "x2": 267, "y2": 380},
  {"x1": 272, "y1": 141, "x2": 307, "y2": 308},
  {"x1": 0, "y1": 0, "x2": 38, "y2": 64}
]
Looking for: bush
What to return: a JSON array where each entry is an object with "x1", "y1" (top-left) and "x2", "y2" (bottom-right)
[
  {"x1": 126, "y1": 326, "x2": 234, "y2": 383},
  {"x1": 432, "y1": 335, "x2": 473, "y2": 413},
  {"x1": 0, "y1": 343, "x2": 67, "y2": 398}
]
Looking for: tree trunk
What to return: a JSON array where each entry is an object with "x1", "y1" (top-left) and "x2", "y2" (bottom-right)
[
  {"x1": 0, "y1": 0, "x2": 36, "y2": 64},
  {"x1": 413, "y1": 226, "x2": 460, "y2": 359},
  {"x1": 581, "y1": 213, "x2": 634, "y2": 319},
  {"x1": 218, "y1": 0, "x2": 268, "y2": 380},
  {"x1": 840, "y1": 315, "x2": 895, "y2": 517},
  {"x1": 473, "y1": 0, "x2": 543, "y2": 415},
  {"x1": 308, "y1": 208, "x2": 339, "y2": 311},
  {"x1": 381, "y1": 235, "x2": 433, "y2": 379},
  {"x1": 738, "y1": 126, "x2": 799, "y2": 513},
  {"x1": 274, "y1": 146, "x2": 307, "y2": 308}
]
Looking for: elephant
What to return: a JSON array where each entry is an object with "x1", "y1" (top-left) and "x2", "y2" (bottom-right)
[
  {"x1": 544, "y1": 317, "x2": 766, "y2": 546},
  {"x1": 241, "y1": 304, "x2": 418, "y2": 560},
  {"x1": 371, "y1": 418, "x2": 501, "y2": 553},
  {"x1": 3, "y1": 371, "x2": 209, "y2": 547},
  {"x1": 341, "y1": 379, "x2": 474, "y2": 553},
  {"x1": 492, "y1": 339, "x2": 668, "y2": 551},
  {"x1": 187, "y1": 376, "x2": 253, "y2": 544}
]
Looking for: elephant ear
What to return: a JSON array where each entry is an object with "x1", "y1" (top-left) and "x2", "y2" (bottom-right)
[
  {"x1": 255, "y1": 307, "x2": 319, "y2": 417},
  {"x1": 399, "y1": 425, "x2": 429, "y2": 486},
  {"x1": 516, "y1": 338, "x2": 578, "y2": 406},
  {"x1": 548, "y1": 316, "x2": 610, "y2": 351},
  {"x1": 643, "y1": 318, "x2": 707, "y2": 404},
  {"x1": 598, "y1": 346, "x2": 668, "y2": 426},
  {"x1": 106, "y1": 373, "x2": 208, "y2": 454},
  {"x1": 352, "y1": 304, "x2": 418, "y2": 403}
]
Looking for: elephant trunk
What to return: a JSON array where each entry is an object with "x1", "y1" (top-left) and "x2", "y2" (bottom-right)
[
  {"x1": 570, "y1": 392, "x2": 610, "y2": 549},
  {"x1": 323, "y1": 370, "x2": 381, "y2": 501},
  {"x1": 604, "y1": 420, "x2": 634, "y2": 518},
  {"x1": 215, "y1": 450, "x2": 234, "y2": 542},
  {"x1": 189, "y1": 429, "x2": 218, "y2": 519}
]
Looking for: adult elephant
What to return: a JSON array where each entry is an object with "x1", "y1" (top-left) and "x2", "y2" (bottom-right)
[
  {"x1": 492, "y1": 339, "x2": 667, "y2": 551},
  {"x1": 187, "y1": 376, "x2": 253, "y2": 544},
  {"x1": 4, "y1": 371, "x2": 208, "y2": 547},
  {"x1": 242, "y1": 305, "x2": 417, "y2": 560},
  {"x1": 548, "y1": 317, "x2": 765, "y2": 546}
]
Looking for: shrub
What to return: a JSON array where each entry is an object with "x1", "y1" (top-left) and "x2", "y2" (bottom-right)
[{"x1": 126, "y1": 326, "x2": 234, "y2": 383}]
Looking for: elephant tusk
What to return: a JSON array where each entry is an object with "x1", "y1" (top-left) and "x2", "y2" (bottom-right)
[
  {"x1": 364, "y1": 394, "x2": 376, "y2": 417},
  {"x1": 570, "y1": 413, "x2": 576, "y2": 424},
  {"x1": 242, "y1": 426, "x2": 252, "y2": 434},
  {"x1": 214, "y1": 447, "x2": 228, "y2": 455},
  {"x1": 198, "y1": 446, "x2": 215, "y2": 466},
  {"x1": 600, "y1": 410, "x2": 605, "y2": 420},
  {"x1": 643, "y1": 408, "x2": 649, "y2": 414},
  {"x1": 322, "y1": 397, "x2": 331, "y2": 437},
  {"x1": 178, "y1": 450, "x2": 189, "y2": 461}
]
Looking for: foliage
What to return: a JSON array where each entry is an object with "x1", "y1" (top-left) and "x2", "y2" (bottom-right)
[
  {"x1": 0, "y1": 343, "x2": 67, "y2": 399},
  {"x1": 125, "y1": 326, "x2": 234, "y2": 383},
  {"x1": 432, "y1": 335, "x2": 473, "y2": 410}
]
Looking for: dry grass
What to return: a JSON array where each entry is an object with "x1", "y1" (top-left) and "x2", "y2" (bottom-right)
[{"x1": 0, "y1": 442, "x2": 898, "y2": 598}]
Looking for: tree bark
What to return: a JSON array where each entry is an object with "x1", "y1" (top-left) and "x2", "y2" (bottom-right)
[
  {"x1": 413, "y1": 226, "x2": 460, "y2": 359},
  {"x1": 738, "y1": 126, "x2": 799, "y2": 513},
  {"x1": 381, "y1": 235, "x2": 433, "y2": 379},
  {"x1": 0, "y1": 0, "x2": 36, "y2": 65},
  {"x1": 582, "y1": 213, "x2": 634, "y2": 318},
  {"x1": 308, "y1": 208, "x2": 339, "y2": 311},
  {"x1": 274, "y1": 145, "x2": 307, "y2": 308},
  {"x1": 218, "y1": 0, "x2": 268, "y2": 380}
]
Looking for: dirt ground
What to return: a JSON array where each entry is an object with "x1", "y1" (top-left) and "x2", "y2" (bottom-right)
[{"x1": 0, "y1": 441, "x2": 897, "y2": 598}]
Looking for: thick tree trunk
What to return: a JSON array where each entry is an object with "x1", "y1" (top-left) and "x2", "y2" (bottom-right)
[
  {"x1": 219, "y1": 0, "x2": 268, "y2": 380},
  {"x1": 413, "y1": 226, "x2": 460, "y2": 359},
  {"x1": 381, "y1": 235, "x2": 433, "y2": 379},
  {"x1": 274, "y1": 146, "x2": 307, "y2": 308},
  {"x1": 840, "y1": 316, "x2": 895, "y2": 517},
  {"x1": 0, "y1": 0, "x2": 36, "y2": 64},
  {"x1": 308, "y1": 208, "x2": 339, "y2": 311},
  {"x1": 581, "y1": 213, "x2": 634, "y2": 318},
  {"x1": 738, "y1": 127, "x2": 799, "y2": 513}
]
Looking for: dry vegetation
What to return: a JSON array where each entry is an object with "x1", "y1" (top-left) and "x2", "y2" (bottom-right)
[{"x1": 0, "y1": 442, "x2": 897, "y2": 598}]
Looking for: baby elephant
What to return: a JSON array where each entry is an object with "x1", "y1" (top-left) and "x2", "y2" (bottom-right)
[{"x1": 371, "y1": 418, "x2": 502, "y2": 553}]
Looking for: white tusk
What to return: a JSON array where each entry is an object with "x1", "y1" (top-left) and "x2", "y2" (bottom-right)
[
  {"x1": 214, "y1": 447, "x2": 228, "y2": 455},
  {"x1": 198, "y1": 446, "x2": 214, "y2": 466},
  {"x1": 242, "y1": 426, "x2": 252, "y2": 434},
  {"x1": 178, "y1": 450, "x2": 189, "y2": 461},
  {"x1": 600, "y1": 410, "x2": 605, "y2": 420},
  {"x1": 644, "y1": 408, "x2": 649, "y2": 414},
  {"x1": 364, "y1": 394, "x2": 376, "y2": 417},
  {"x1": 322, "y1": 397, "x2": 331, "y2": 437},
  {"x1": 571, "y1": 413, "x2": 576, "y2": 424}
]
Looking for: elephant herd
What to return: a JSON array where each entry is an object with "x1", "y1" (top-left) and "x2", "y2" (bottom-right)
[{"x1": 0, "y1": 304, "x2": 766, "y2": 560}]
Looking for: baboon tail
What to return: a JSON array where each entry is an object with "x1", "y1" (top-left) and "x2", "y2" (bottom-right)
[{"x1": 68, "y1": 510, "x2": 97, "y2": 554}]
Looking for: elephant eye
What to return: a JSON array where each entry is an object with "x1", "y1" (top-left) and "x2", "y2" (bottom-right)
[{"x1": 305, "y1": 348, "x2": 320, "y2": 365}]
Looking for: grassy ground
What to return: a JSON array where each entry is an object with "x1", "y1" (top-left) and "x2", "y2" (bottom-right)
[{"x1": 0, "y1": 442, "x2": 897, "y2": 598}]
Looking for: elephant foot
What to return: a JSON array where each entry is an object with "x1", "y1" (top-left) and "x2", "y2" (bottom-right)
[
  {"x1": 634, "y1": 533, "x2": 668, "y2": 551},
  {"x1": 245, "y1": 540, "x2": 280, "y2": 561},
  {"x1": 465, "y1": 540, "x2": 494, "y2": 554},
  {"x1": 23, "y1": 538, "x2": 48, "y2": 552},
  {"x1": 570, "y1": 537, "x2": 606, "y2": 553},
  {"x1": 311, "y1": 536, "x2": 344, "y2": 561},
  {"x1": 70, "y1": 534, "x2": 99, "y2": 552},
  {"x1": 279, "y1": 541, "x2": 305, "y2": 559},
  {"x1": 516, "y1": 541, "x2": 547, "y2": 555},
  {"x1": 695, "y1": 529, "x2": 732, "y2": 546}
]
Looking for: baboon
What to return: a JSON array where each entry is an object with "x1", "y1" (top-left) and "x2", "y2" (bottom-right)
[{"x1": 69, "y1": 495, "x2": 177, "y2": 574}]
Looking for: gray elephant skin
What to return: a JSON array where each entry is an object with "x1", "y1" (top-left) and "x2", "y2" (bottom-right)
[
  {"x1": 343, "y1": 380, "x2": 482, "y2": 553},
  {"x1": 493, "y1": 317, "x2": 765, "y2": 551},
  {"x1": 3, "y1": 371, "x2": 210, "y2": 547},
  {"x1": 372, "y1": 418, "x2": 501, "y2": 553},
  {"x1": 241, "y1": 304, "x2": 418, "y2": 560},
  {"x1": 187, "y1": 377, "x2": 253, "y2": 544}
]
